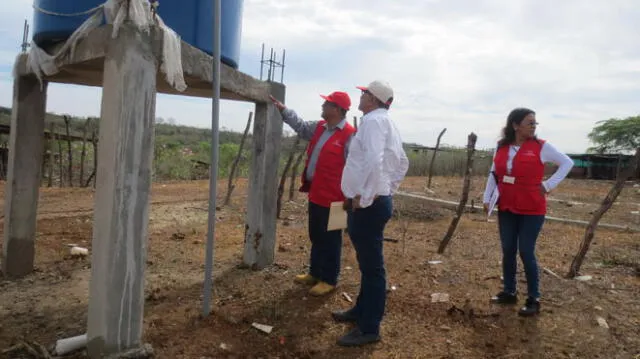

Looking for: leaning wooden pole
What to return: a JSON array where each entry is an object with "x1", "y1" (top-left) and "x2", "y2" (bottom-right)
[
  {"x1": 427, "y1": 128, "x2": 447, "y2": 187},
  {"x1": 85, "y1": 127, "x2": 98, "y2": 188},
  {"x1": 567, "y1": 148, "x2": 640, "y2": 278},
  {"x1": 438, "y1": 132, "x2": 477, "y2": 254},
  {"x1": 223, "y1": 111, "x2": 252, "y2": 206},
  {"x1": 289, "y1": 149, "x2": 305, "y2": 201},
  {"x1": 277, "y1": 136, "x2": 301, "y2": 218}
]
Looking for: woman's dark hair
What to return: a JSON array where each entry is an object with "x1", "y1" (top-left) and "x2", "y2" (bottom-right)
[{"x1": 498, "y1": 107, "x2": 536, "y2": 147}]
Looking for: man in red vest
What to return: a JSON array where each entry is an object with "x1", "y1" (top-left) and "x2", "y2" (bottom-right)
[{"x1": 270, "y1": 91, "x2": 356, "y2": 296}]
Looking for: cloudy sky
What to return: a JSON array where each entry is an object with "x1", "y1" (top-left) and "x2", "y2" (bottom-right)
[{"x1": 0, "y1": 0, "x2": 638, "y2": 153}]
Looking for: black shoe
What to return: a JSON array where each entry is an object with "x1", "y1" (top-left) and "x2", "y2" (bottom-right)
[
  {"x1": 490, "y1": 291, "x2": 518, "y2": 305},
  {"x1": 518, "y1": 297, "x2": 540, "y2": 317},
  {"x1": 331, "y1": 309, "x2": 357, "y2": 323},
  {"x1": 337, "y1": 328, "x2": 381, "y2": 347}
]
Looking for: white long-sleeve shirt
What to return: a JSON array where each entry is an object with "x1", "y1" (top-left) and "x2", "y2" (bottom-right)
[
  {"x1": 341, "y1": 108, "x2": 409, "y2": 208},
  {"x1": 482, "y1": 141, "x2": 574, "y2": 204}
]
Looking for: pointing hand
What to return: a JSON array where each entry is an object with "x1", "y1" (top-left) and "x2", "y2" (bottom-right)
[{"x1": 269, "y1": 95, "x2": 286, "y2": 112}]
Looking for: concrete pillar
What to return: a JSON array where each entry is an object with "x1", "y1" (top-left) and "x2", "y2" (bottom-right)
[
  {"x1": 1, "y1": 75, "x2": 47, "y2": 278},
  {"x1": 86, "y1": 24, "x2": 156, "y2": 358},
  {"x1": 243, "y1": 83, "x2": 285, "y2": 269}
]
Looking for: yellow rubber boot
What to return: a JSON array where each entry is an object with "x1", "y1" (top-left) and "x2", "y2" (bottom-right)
[
  {"x1": 309, "y1": 281, "x2": 335, "y2": 296},
  {"x1": 294, "y1": 273, "x2": 318, "y2": 285}
]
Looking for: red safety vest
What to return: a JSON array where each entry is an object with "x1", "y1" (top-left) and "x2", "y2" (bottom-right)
[
  {"x1": 300, "y1": 121, "x2": 355, "y2": 207},
  {"x1": 494, "y1": 138, "x2": 547, "y2": 215}
]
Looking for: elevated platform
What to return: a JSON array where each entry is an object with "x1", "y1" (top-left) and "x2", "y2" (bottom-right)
[
  {"x1": 14, "y1": 25, "x2": 271, "y2": 102},
  {"x1": 4, "y1": 20, "x2": 284, "y2": 358}
]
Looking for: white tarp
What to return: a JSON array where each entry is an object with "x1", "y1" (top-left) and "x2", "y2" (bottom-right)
[{"x1": 26, "y1": 0, "x2": 186, "y2": 92}]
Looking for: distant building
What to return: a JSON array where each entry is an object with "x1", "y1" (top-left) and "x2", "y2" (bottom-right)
[{"x1": 546, "y1": 153, "x2": 639, "y2": 180}]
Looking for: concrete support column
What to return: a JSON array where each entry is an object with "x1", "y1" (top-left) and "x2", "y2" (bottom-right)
[
  {"x1": 86, "y1": 24, "x2": 156, "y2": 358},
  {"x1": 2, "y1": 74, "x2": 47, "y2": 278},
  {"x1": 243, "y1": 83, "x2": 285, "y2": 269}
]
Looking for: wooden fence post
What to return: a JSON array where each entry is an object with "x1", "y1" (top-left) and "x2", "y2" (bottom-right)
[
  {"x1": 438, "y1": 132, "x2": 477, "y2": 254},
  {"x1": 224, "y1": 111, "x2": 252, "y2": 206},
  {"x1": 63, "y1": 115, "x2": 73, "y2": 186},
  {"x1": 277, "y1": 136, "x2": 301, "y2": 218},
  {"x1": 427, "y1": 128, "x2": 447, "y2": 187},
  {"x1": 567, "y1": 148, "x2": 640, "y2": 278},
  {"x1": 289, "y1": 149, "x2": 305, "y2": 201}
]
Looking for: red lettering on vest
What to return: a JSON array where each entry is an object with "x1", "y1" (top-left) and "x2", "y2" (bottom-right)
[
  {"x1": 300, "y1": 121, "x2": 355, "y2": 207},
  {"x1": 494, "y1": 138, "x2": 547, "y2": 215}
]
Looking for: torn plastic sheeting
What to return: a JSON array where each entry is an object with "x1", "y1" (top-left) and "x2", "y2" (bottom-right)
[
  {"x1": 156, "y1": 15, "x2": 187, "y2": 92},
  {"x1": 27, "y1": 0, "x2": 186, "y2": 93}
]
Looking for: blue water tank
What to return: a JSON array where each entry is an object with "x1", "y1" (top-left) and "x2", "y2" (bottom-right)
[{"x1": 31, "y1": 0, "x2": 244, "y2": 69}]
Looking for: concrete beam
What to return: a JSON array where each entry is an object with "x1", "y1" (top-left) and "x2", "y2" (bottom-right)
[
  {"x1": 86, "y1": 24, "x2": 156, "y2": 358},
  {"x1": 1, "y1": 75, "x2": 47, "y2": 278},
  {"x1": 14, "y1": 25, "x2": 271, "y2": 102},
  {"x1": 243, "y1": 83, "x2": 285, "y2": 269}
]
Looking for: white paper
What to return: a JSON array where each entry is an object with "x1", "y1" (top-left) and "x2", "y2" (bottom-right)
[
  {"x1": 327, "y1": 201, "x2": 347, "y2": 231},
  {"x1": 487, "y1": 187, "x2": 499, "y2": 219}
]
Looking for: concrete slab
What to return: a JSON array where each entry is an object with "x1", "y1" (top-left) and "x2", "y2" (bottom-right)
[{"x1": 13, "y1": 25, "x2": 271, "y2": 102}]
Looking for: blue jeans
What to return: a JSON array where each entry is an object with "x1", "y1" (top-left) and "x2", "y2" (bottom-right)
[
  {"x1": 346, "y1": 196, "x2": 393, "y2": 335},
  {"x1": 308, "y1": 202, "x2": 343, "y2": 286},
  {"x1": 498, "y1": 210, "x2": 545, "y2": 299}
]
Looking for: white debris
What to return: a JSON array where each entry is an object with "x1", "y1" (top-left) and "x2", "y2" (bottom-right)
[
  {"x1": 428, "y1": 260, "x2": 443, "y2": 265},
  {"x1": 251, "y1": 322, "x2": 273, "y2": 334},
  {"x1": 431, "y1": 293, "x2": 450, "y2": 303},
  {"x1": 596, "y1": 316, "x2": 609, "y2": 329},
  {"x1": 575, "y1": 275, "x2": 593, "y2": 281},
  {"x1": 70, "y1": 246, "x2": 89, "y2": 257},
  {"x1": 342, "y1": 292, "x2": 353, "y2": 303}
]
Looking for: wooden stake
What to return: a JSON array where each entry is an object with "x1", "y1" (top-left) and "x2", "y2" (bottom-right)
[
  {"x1": 427, "y1": 128, "x2": 447, "y2": 188},
  {"x1": 79, "y1": 118, "x2": 90, "y2": 186},
  {"x1": 47, "y1": 122, "x2": 54, "y2": 187},
  {"x1": 438, "y1": 132, "x2": 477, "y2": 254},
  {"x1": 63, "y1": 115, "x2": 73, "y2": 187},
  {"x1": 289, "y1": 149, "x2": 305, "y2": 201},
  {"x1": 277, "y1": 136, "x2": 301, "y2": 218},
  {"x1": 85, "y1": 126, "x2": 98, "y2": 188},
  {"x1": 57, "y1": 129, "x2": 63, "y2": 187},
  {"x1": 224, "y1": 111, "x2": 252, "y2": 206},
  {"x1": 567, "y1": 147, "x2": 640, "y2": 278}
]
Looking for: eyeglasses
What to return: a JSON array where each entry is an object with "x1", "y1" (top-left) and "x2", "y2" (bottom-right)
[
  {"x1": 524, "y1": 122, "x2": 539, "y2": 127},
  {"x1": 360, "y1": 89, "x2": 371, "y2": 96}
]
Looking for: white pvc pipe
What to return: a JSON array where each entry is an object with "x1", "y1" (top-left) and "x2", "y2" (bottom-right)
[{"x1": 55, "y1": 333, "x2": 87, "y2": 355}]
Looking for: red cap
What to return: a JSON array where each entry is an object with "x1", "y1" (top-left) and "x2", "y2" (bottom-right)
[{"x1": 320, "y1": 91, "x2": 351, "y2": 111}]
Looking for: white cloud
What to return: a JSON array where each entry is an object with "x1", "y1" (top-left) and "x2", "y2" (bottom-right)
[{"x1": 0, "y1": 0, "x2": 638, "y2": 154}]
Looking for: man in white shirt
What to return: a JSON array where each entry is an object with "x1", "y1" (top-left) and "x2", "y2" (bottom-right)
[{"x1": 332, "y1": 80, "x2": 409, "y2": 347}]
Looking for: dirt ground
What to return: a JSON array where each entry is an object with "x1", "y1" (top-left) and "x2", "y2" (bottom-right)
[{"x1": 0, "y1": 176, "x2": 639, "y2": 359}]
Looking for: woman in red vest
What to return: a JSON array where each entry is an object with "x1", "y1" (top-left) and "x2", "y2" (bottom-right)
[
  {"x1": 483, "y1": 108, "x2": 573, "y2": 316},
  {"x1": 270, "y1": 92, "x2": 356, "y2": 296}
]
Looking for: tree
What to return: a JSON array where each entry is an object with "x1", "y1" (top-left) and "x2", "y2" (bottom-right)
[{"x1": 587, "y1": 116, "x2": 640, "y2": 154}]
